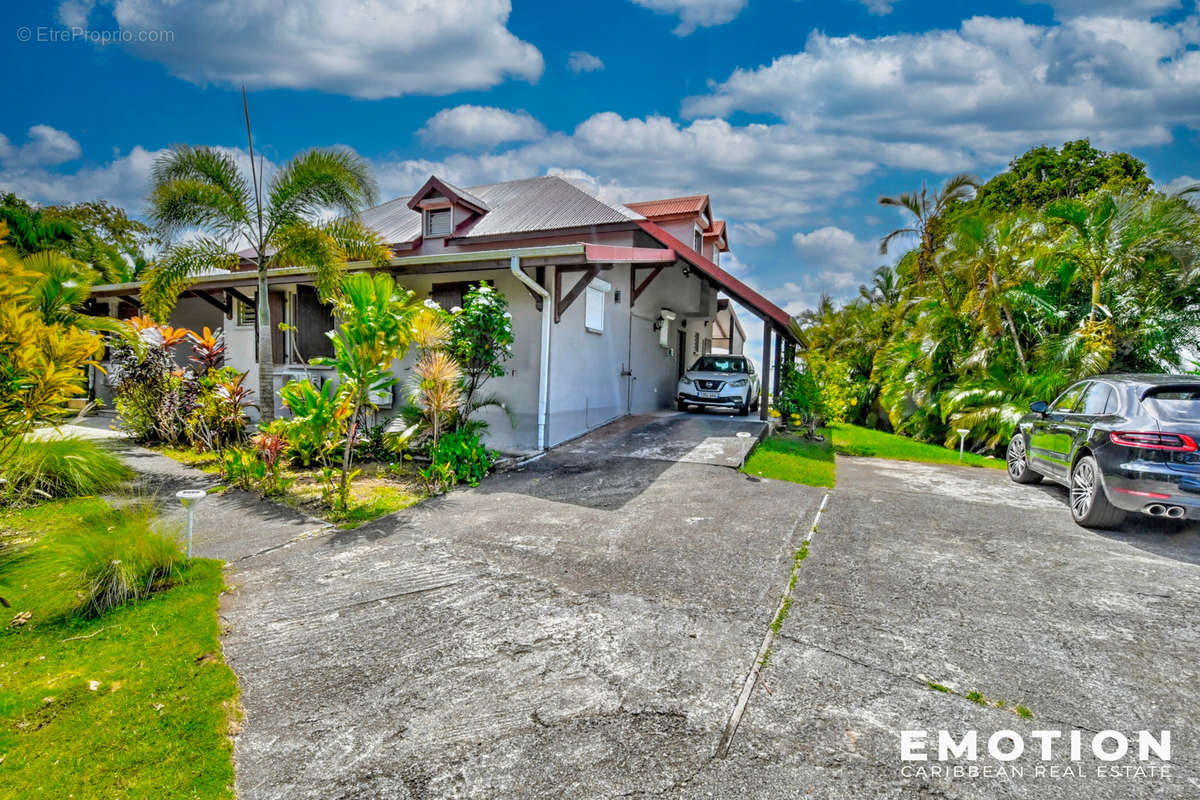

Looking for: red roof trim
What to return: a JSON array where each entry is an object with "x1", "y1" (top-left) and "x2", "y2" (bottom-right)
[
  {"x1": 635, "y1": 219, "x2": 799, "y2": 342},
  {"x1": 584, "y1": 243, "x2": 676, "y2": 263},
  {"x1": 405, "y1": 175, "x2": 489, "y2": 215}
]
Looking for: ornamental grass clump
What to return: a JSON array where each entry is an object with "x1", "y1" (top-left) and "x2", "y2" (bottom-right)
[
  {"x1": 1, "y1": 436, "x2": 132, "y2": 506},
  {"x1": 51, "y1": 502, "x2": 184, "y2": 618}
]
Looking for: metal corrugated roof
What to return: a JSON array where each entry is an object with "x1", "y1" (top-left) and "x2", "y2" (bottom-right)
[
  {"x1": 360, "y1": 175, "x2": 639, "y2": 244},
  {"x1": 623, "y1": 195, "x2": 709, "y2": 218}
]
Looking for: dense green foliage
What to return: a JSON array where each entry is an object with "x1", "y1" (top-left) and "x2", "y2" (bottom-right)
[
  {"x1": 0, "y1": 497, "x2": 238, "y2": 798},
  {"x1": 799, "y1": 141, "x2": 1200, "y2": 453},
  {"x1": 448, "y1": 281, "x2": 515, "y2": 425},
  {"x1": 1, "y1": 194, "x2": 155, "y2": 282},
  {"x1": 972, "y1": 140, "x2": 1152, "y2": 215},
  {"x1": 422, "y1": 429, "x2": 495, "y2": 492}
]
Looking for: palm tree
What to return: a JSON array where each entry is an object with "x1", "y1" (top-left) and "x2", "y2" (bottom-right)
[
  {"x1": 945, "y1": 215, "x2": 1041, "y2": 373},
  {"x1": 0, "y1": 195, "x2": 79, "y2": 255},
  {"x1": 1046, "y1": 191, "x2": 1198, "y2": 322},
  {"x1": 858, "y1": 265, "x2": 901, "y2": 307},
  {"x1": 145, "y1": 114, "x2": 389, "y2": 422},
  {"x1": 879, "y1": 173, "x2": 980, "y2": 302}
]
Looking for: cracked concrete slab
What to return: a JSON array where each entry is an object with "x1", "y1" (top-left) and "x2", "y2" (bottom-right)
[
  {"x1": 701, "y1": 457, "x2": 1200, "y2": 799},
  {"x1": 557, "y1": 412, "x2": 767, "y2": 468},
  {"x1": 213, "y1": 450, "x2": 825, "y2": 799}
]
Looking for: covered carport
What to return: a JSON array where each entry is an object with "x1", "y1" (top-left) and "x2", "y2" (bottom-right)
[{"x1": 633, "y1": 219, "x2": 805, "y2": 419}]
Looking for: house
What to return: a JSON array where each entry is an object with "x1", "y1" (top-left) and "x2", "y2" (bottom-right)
[{"x1": 90, "y1": 175, "x2": 800, "y2": 453}]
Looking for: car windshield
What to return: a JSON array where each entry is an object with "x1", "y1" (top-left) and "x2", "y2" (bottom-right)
[
  {"x1": 1142, "y1": 386, "x2": 1200, "y2": 423},
  {"x1": 691, "y1": 356, "x2": 746, "y2": 374}
]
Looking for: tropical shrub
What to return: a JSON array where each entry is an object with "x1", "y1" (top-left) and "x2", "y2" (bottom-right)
[
  {"x1": 422, "y1": 429, "x2": 494, "y2": 492},
  {"x1": 776, "y1": 361, "x2": 824, "y2": 434},
  {"x1": 187, "y1": 367, "x2": 254, "y2": 451},
  {"x1": 277, "y1": 378, "x2": 350, "y2": 467},
  {"x1": 448, "y1": 282, "x2": 514, "y2": 427},
  {"x1": 220, "y1": 443, "x2": 292, "y2": 498},
  {"x1": 1, "y1": 437, "x2": 132, "y2": 505},
  {"x1": 313, "y1": 272, "x2": 420, "y2": 508},
  {"x1": 50, "y1": 502, "x2": 183, "y2": 618},
  {"x1": 0, "y1": 232, "x2": 107, "y2": 467}
]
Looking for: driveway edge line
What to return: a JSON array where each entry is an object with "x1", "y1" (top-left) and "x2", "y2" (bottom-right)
[{"x1": 715, "y1": 489, "x2": 830, "y2": 759}]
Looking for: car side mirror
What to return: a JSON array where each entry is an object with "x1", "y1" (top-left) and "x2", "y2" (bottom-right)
[{"x1": 1030, "y1": 400, "x2": 1049, "y2": 415}]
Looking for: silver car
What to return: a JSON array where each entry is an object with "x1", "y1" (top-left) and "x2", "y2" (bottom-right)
[{"x1": 676, "y1": 355, "x2": 760, "y2": 416}]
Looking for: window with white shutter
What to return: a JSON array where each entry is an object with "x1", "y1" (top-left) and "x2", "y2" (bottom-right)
[{"x1": 584, "y1": 286, "x2": 604, "y2": 333}]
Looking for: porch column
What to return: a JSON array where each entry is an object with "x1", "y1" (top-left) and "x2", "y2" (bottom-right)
[
  {"x1": 772, "y1": 333, "x2": 783, "y2": 407},
  {"x1": 759, "y1": 324, "x2": 772, "y2": 421}
]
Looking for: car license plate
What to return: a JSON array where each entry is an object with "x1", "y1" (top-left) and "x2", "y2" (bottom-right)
[{"x1": 699, "y1": 391, "x2": 719, "y2": 399}]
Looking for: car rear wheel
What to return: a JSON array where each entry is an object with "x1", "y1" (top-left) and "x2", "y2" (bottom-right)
[
  {"x1": 1069, "y1": 454, "x2": 1126, "y2": 529},
  {"x1": 1006, "y1": 435, "x2": 1042, "y2": 484}
]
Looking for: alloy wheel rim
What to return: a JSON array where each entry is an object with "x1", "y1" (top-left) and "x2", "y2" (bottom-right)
[
  {"x1": 1071, "y1": 461, "x2": 1095, "y2": 518},
  {"x1": 1007, "y1": 437, "x2": 1026, "y2": 477}
]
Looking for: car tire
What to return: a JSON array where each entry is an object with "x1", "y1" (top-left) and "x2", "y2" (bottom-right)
[
  {"x1": 1006, "y1": 435, "x2": 1042, "y2": 484},
  {"x1": 1069, "y1": 454, "x2": 1126, "y2": 529},
  {"x1": 677, "y1": 400, "x2": 690, "y2": 412},
  {"x1": 737, "y1": 401, "x2": 750, "y2": 416}
]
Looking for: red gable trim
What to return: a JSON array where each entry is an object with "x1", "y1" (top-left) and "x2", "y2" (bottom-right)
[{"x1": 635, "y1": 219, "x2": 800, "y2": 343}]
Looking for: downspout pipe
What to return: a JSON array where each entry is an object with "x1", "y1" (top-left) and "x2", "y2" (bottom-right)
[{"x1": 510, "y1": 255, "x2": 551, "y2": 451}]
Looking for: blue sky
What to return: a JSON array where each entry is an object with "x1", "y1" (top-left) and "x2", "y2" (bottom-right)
[{"x1": 3, "y1": 0, "x2": 1200, "y2": 351}]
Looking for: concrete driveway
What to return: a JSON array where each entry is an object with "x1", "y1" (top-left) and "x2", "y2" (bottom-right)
[
  {"x1": 214, "y1": 434, "x2": 824, "y2": 799},
  {"x1": 695, "y1": 457, "x2": 1200, "y2": 799},
  {"x1": 556, "y1": 411, "x2": 767, "y2": 468},
  {"x1": 124, "y1": 414, "x2": 1197, "y2": 799}
]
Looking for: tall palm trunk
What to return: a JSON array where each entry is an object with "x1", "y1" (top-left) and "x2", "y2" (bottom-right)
[
  {"x1": 1001, "y1": 304, "x2": 1028, "y2": 373},
  {"x1": 990, "y1": 271, "x2": 1027, "y2": 373},
  {"x1": 256, "y1": 260, "x2": 275, "y2": 422},
  {"x1": 1089, "y1": 274, "x2": 1102, "y2": 322}
]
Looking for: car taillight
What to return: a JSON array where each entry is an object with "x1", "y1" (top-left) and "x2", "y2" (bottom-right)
[{"x1": 1110, "y1": 431, "x2": 1199, "y2": 451}]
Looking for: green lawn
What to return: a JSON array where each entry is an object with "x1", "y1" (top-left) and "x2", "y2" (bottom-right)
[
  {"x1": 742, "y1": 429, "x2": 836, "y2": 487},
  {"x1": 830, "y1": 423, "x2": 1004, "y2": 469},
  {"x1": 0, "y1": 498, "x2": 240, "y2": 799}
]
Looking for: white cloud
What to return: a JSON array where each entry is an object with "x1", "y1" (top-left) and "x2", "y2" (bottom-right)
[
  {"x1": 567, "y1": 51, "x2": 605, "y2": 73},
  {"x1": 792, "y1": 226, "x2": 879, "y2": 274},
  {"x1": 57, "y1": 0, "x2": 95, "y2": 27},
  {"x1": 729, "y1": 221, "x2": 777, "y2": 246},
  {"x1": 0, "y1": 141, "x2": 273, "y2": 222},
  {"x1": 419, "y1": 106, "x2": 546, "y2": 149},
  {"x1": 629, "y1": 0, "x2": 747, "y2": 35},
  {"x1": 720, "y1": 250, "x2": 752, "y2": 275},
  {"x1": 0, "y1": 125, "x2": 82, "y2": 167},
  {"x1": 859, "y1": 0, "x2": 895, "y2": 15},
  {"x1": 683, "y1": 15, "x2": 1200, "y2": 168},
  {"x1": 1024, "y1": 0, "x2": 1181, "y2": 20},
  {"x1": 104, "y1": 0, "x2": 543, "y2": 99}
]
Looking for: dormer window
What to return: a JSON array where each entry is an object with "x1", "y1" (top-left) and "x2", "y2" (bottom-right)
[
  {"x1": 693, "y1": 226, "x2": 703, "y2": 253},
  {"x1": 425, "y1": 207, "x2": 452, "y2": 238},
  {"x1": 408, "y1": 175, "x2": 490, "y2": 242}
]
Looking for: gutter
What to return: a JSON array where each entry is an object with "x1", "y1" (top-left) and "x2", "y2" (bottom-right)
[
  {"x1": 508, "y1": 255, "x2": 552, "y2": 452},
  {"x1": 90, "y1": 243, "x2": 588, "y2": 297}
]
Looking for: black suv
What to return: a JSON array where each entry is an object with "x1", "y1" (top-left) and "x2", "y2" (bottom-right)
[{"x1": 1006, "y1": 374, "x2": 1200, "y2": 529}]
